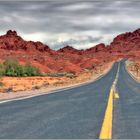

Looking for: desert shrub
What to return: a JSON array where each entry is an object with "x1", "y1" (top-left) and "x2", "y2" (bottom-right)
[
  {"x1": 45, "y1": 72, "x2": 67, "y2": 77},
  {"x1": 45, "y1": 72, "x2": 76, "y2": 78},
  {"x1": 23, "y1": 63, "x2": 42, "y2": 76},
  {"x1": 4, "y1": 87, "x2": 13, "y2": 92},
  {"x1": 53, "y1": 81, "x2": 65, "y2": 86},
  {"x1": 42, "y1": 82, "x2": 49, "y2": 86},
  {"x1": 66, "y1": 73, "x2": 76, "y2": 79},
  {"x1": 32, "y1": 85, "x2": 41, "y2": 90},
  {"x1": 0, "y1": 64, "x2": 5, "y2": 76},
  {"x1": 4, "y1": 58, "x2": 21, "y2": 76},
  {"x1": 0, "y1": 58, "x2": 42, "y2": 77}
]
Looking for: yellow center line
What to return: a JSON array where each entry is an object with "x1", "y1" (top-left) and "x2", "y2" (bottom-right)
[
  {"x1": 99, "y1": 88, "x2": 113, "y2": 139},
  {"x1": 114, "y1": 93, "x2": 119, "y2": 99},
  {"x1": 99, "y1": 62, "x2": 120, "y2": 139}
]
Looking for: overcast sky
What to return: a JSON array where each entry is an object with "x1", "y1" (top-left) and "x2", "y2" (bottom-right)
[{"x1": 0, "y1": 1, "x2": 140, "y2": 49}]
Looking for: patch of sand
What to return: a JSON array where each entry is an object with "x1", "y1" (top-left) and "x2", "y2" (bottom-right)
[
  {"x1": 126, "y1": 60, "x2": 140, "y2": 82},
  {"x1": 0, "y1": 61, "x2": 113, "y2": 101}
]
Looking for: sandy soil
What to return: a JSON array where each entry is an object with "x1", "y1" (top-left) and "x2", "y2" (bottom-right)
[
  {"x1": 0, "y1": 62, "x2": 113, "y2": 101},
  {"x1": 0, "y1": 76, "x2": 69, "y2": 92},
  {"x1": 126, "y1": 60, "x2": 140, "y2": 82}
]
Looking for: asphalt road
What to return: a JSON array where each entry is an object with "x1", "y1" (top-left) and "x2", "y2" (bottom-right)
[
  {"x1": 0, "y1": 61, "x2": 139, "y2": 139},
  {"x1": 0, "y1": 62, "x2": 118, "y2": 139},
  {"x1": 113, "y1": 60, "x2": 140, "y2": 139}
]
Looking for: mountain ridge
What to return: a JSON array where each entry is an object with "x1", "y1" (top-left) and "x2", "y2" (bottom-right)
[{"x1": 0, "y1": 29, "x2": 139, "y2": 74}]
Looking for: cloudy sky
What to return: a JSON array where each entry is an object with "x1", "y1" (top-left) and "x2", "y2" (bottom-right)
[{"x1": 0, "y1": 0, "x2": 140, "y2": 49}]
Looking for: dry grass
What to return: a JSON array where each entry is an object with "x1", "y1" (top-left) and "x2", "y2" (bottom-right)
[
  {"x1": 0, "y1": 76, "x2": 68, "y2": 92},
  {"x1": 0, "y1": 61, "x2": 113, "y2": 101},
  {"x1": 0, "y1": 62, "x2": 113, "y2": 93}
]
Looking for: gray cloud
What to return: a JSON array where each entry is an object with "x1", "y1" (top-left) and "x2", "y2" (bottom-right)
[
  {"x1": 49, "y1": 36, "x2": 103, "y2": 50},
  {"x1": 0, "y1": 1, "x2": 140, "y2": 49}
]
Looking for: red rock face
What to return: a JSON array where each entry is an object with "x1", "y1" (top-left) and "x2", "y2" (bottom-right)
[
  {"x1": 84, "y1": 43, "x2": 106, "y2": 54},
  {"x1": 109, "y1": 28, "x2": 140, "y2": 56},
  {"x1": 0, "y1": 29, "x2": 140, "y2": 74},
  {"x1": 0, "y1": 30, "x2": 26, "y2": 50},
  {"x1": 57, "y1": 45, "x2": 83, "y2": 55},
  {"x1": 0, "y1": 30, "x2": 54, "y2": 53}
]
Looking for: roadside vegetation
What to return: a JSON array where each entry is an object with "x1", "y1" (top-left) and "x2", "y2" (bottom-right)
[
  {"x1": 0, "y1": 58, "x2": 77, "y2": 78},
  {"x1": 45, "y1": 72, "x2": 76, "y2": 79},
  {"x1": 0, "y1": 58, "x2": 42, "y2": 77}
]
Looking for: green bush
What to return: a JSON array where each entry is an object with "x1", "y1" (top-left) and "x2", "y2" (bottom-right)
[
  {"x1": 24, "y1": 63, "x2": 41, "y2": 76},
  {"x1": 4, "y1": 59, "x2": 20, "y2": 76},
  {"x1": 0, "y1": 64, "x2": 5, "y2": 76},
  {"x1": 0, "y1": 58, "x2": 42, "y2": 77}
]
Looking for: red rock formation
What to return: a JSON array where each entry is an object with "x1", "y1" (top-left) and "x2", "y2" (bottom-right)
[
  {"x1": 0, "y1": 30, "x2": 54, "y2": 53},
  {"x1": 109, "y1": 28, "x2": 140, "y2": 55},
  {"x1": 0, "y1": 29, "x2": 140, "y2": 74},
  {"x1": 85, "y1": 43, "x2": 106, "y2": 53},
  {"x1": 58, "y1": 45, "x2": 83, "y2": 55}
]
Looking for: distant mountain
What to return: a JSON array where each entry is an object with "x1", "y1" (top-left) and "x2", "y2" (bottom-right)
[
  {"x1": 0, "y1": 29, "x2": 139, "y2": 74},
  {"x1": 0, "y1": 30, "x2": 53, "y2": 53},
  {"x1": 110, "y1": 28, "x2": 140, "y2": 52}
]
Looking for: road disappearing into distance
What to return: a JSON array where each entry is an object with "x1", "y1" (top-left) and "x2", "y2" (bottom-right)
[{"x1": 0, "y1": 60, "x2": 140, "y2": 139}]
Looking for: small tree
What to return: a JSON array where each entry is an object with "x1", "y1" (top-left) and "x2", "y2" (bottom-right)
[
  {"x1": 24, "y1": 62, "x2": 41, "y2": 76},
  {"x1": 0, "y1": 58, "x2": 42, "y2": 77},
  {"x1": 3, "y1": 58, "x2": 20, "y2": 76}
]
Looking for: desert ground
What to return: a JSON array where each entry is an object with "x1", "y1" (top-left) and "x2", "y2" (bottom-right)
[
  {"x1": 0, "y1": 61, "x2": 113, "y2": 101},
  {"x1": 126, "y1": 59, "x2": 140, "y2": 82}
]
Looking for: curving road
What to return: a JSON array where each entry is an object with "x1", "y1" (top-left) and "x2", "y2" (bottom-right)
[
  {"x1": 113, "y1": 60, "x2": 140, "y2": 139},
  {"x1": 0, "y1": 61, "x2": 140, "y2": 139}
]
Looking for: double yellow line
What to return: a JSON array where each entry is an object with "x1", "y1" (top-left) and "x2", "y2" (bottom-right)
[{"x1": 99, "y1": 63, "x2": 120, "y2": 139}]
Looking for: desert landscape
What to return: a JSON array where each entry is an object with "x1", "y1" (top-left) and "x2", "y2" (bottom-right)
[
  {"x1": 1, "y1": 1, "x2": 140, "y2": 139},
  {"x1": 0, "y1": 29, "x2": 140, "y2": 98}
]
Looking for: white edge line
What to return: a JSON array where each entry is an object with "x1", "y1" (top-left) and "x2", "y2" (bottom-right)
[{"x1": 0, "y1": 63, "x2": 115, "y2": 104}]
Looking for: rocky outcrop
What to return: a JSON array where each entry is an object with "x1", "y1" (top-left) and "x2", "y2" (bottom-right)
[
  {"x1": 0, "y1": 28, "x2": 140, "y2": 74},
  {"x1": 85, "y1": 43, "x2": 106, "y2": 54},
  {"x1": 109, "y1": 28, "x2": 140, "y2": 54},
  {"x1": 58, "y1": 45, "x2": 83, "y2": 55},
  {"x1": 0, "y1": 30, "x2": 54, "y2": 53}
]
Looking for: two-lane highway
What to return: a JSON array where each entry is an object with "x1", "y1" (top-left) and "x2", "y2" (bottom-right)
[
  {"x1": 0, "y1": 60, "x2": 140, "y2": 139},
  {"x1": 0, "y1": 62, "x2": 119, "y2": 139},
  {"x1": 113, "y1": 60, "x2": 140, "y2": 139}
]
